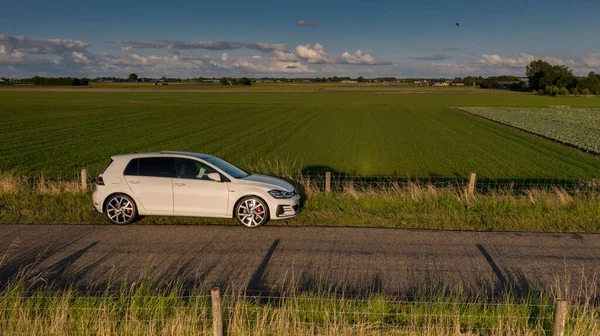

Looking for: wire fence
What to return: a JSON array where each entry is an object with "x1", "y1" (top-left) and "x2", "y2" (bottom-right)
[
  {"x1": 4, "y1": 169, "x2": 600, "y2": 196},
  {"x1": 303, "y1": 173, "x2": 600, "y2": 195},
  {"x1": 1, "y1": 289, "x2": 595, "y2": 335}
]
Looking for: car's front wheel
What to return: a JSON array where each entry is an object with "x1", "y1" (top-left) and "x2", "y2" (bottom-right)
[
  {"x1": 235, "y1": 196, "x2": 269, "y2": 228},
  {"x1": 104, "y1": 194, "x2": 137, "y2": 225}
]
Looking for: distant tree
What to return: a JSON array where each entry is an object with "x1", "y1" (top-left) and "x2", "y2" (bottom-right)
[
  {"x1": 580, "y1": 71, "x2": 600, "y2": 94},
  {"x1": 128, "y1": 73, "x2": 138, "y2": 82},
  {"x1": 526, "y1": 60, "x2": 554, "y2": 91},
  {"x1": 479, "y1": 77, "x2": 497, "y2": 89},
  {"x1": 463, "y1": 76, "x2": 475, "y2": 86},
  {"x1": 570, "y1": 87, "x2": 580, "y2": 95},
  {"x1": 238, "y1": 77, "x2": 251, "y2": 86},
  {"x1": 582, "y1": 88, "x2": 591, "y2": 96},
  {"x1": 32, "y1": 76, "x2": 88, "y2": 86},
  {"x1": 357, "y1": 76, "x2": 365, "y2": 82},
  {"x1": 526, "y1": 60, "x2": 575, "y2": 92},
  {"x1": 559, "y1": 87, "x2": 569, "y2": 96},
  {"x1": 219, "y1": 77, "x2": 229, "y2": 85}
]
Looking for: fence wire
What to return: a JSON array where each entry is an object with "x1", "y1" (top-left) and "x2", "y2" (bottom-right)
[
  {"x1": 2, "y1": 291, "x2": 595, "y2": 334},
  {"x1": 302, "y1": 174, "x2": 600, "y2": 195}
]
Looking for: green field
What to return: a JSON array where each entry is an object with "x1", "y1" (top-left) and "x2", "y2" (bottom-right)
[{"x1": 1, "y1": 90, "x2": 600, "y2": 178}]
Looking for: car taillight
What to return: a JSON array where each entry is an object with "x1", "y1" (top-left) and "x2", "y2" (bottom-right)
[{"x1": 96, "y1": 176, "x2": 105, "y2": 186}]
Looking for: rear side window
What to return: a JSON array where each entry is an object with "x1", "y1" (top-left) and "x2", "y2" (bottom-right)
[
  {"x1": 138, "y1": 157, "x2": 175, "y2": 177},
  {"x1": 123, "y1": 159, "x2": 138, "y2": 176}
]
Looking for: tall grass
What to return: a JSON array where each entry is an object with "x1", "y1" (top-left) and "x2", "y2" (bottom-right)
[
  {"x1": 1, "y1": 280, "x2": 598, "y2": 335},
  {"x1": 1, "y1": 171, "x2": 599, "y2": 232}
]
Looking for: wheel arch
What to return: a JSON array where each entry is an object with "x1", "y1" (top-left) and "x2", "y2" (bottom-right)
[
  {"x1": 102, "y1": 192, "x2": 139, "y2": 214},
  {"x1": 232, "y1": 194, "x2": 270, "y2": 218}
]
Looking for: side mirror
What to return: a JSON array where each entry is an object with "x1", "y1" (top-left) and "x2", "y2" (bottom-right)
[{"x1": 207, "y1": 172, "x2": 221, "y2": 182}]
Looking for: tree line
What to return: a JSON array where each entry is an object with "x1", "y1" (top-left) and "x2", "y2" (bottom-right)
[
  {"x1": 6, "y1": 62, "x2": 599, "y2": 95},
  {"x1": 32, "y1": 76, "x2": 89, "y2": 86},
  {"x1": 526, "y1": 60, "x2": 600, "y2": 96}
]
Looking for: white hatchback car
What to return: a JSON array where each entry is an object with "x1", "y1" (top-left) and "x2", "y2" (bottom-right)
[{"x1": 93, "y1": 151, "x2": 300, "y2": 227}]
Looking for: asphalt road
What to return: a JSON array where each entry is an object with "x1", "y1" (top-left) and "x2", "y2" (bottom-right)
[{"x1": 0, "y1": 225, "x2": 598, "y2": 297}]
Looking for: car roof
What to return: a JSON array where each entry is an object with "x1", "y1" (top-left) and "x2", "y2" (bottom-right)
[{"x1": 111, "y1": 151, "x2": 213, "y2": 160}]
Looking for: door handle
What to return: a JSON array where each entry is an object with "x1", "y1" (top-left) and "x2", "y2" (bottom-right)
[
  {"x1": 174, "y1": 183, "x2": 186, "y2": 187},
  {"x1": 129, "y1": 180, "x2": 140, "y2": 184}
]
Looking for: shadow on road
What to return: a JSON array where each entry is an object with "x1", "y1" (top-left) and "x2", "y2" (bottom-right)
[{"x1": 0, "y1": 227, "x2": 597, "y2": 302}]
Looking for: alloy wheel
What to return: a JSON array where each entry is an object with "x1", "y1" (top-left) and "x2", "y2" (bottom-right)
[
  {"x1": 106, "y1": 195, "x2": 136, "y2": 224},
  {"x1": 236, "y1": 198, "x2": 268, "y2": 227}
]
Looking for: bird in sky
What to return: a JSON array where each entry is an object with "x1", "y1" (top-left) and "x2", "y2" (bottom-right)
[{"x1": 455, "y1": 22, "x2": 460, "y2": 27}]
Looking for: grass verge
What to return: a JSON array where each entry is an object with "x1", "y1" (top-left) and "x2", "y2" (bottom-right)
[
  {"x1": 1, "y1": 172, "x2": 599, "y2": 232},
  {"x1": 1, "y1": 279, "x2": 598, "y2": 335}
]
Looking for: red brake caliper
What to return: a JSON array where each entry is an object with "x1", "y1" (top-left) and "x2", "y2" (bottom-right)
[{"x1": 255, "y1": 206, "x2": 263, "y2": 219}]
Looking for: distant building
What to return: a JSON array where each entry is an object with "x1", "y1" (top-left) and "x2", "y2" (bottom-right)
[
  {"x1": 340, "y1": 80, "x2": 358, "y2": 84},
  {"x1": 432, "y1": 81, "x2": 450, "y2": 87},
  {"x1": 154, "y1": 80, "x2": 169, "y2": 86},
  {"x1": 0, "y1": 79, "x2": 7, "y2": 85},
  {"x1": 451, "y1": 82, "x2": 465, "y2": 86}
]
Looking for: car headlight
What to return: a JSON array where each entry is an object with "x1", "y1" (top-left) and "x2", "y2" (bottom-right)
[{"x1": 268, "y1": 190, "x2": 296, "y2": 199}]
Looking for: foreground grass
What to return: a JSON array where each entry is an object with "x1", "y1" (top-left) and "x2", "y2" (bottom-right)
[
  {"x1": 1, "y1": 173, "x2": 598, "y2": 232},
  {"x1": 0, "y1": 280, "x2": 598, "y2": 335}
]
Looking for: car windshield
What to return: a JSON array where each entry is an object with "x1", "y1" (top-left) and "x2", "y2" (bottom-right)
[{"x1": 203, "y1": 156, "x2": 249, "y2": 179}]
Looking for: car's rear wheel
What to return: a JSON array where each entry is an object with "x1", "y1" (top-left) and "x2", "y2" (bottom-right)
[
  {"x1": 235, "y1": 196, "x2": 269, "y2": 228},
  {"x1": 105, "y1": 194, "x2": 137, "y2": 225}
]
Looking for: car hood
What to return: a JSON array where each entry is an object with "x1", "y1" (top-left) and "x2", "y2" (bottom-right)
[{"x1": 240, "y1": 174, "x2": 295, "y2": 192}]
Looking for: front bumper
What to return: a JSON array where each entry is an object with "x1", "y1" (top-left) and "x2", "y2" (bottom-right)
[{"x1": 271, "y1": 194, "x2": 300, "y2": 219}]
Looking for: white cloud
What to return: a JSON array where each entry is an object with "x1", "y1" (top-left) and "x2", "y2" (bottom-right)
[
  {"x1": 578, "y1": 54, "x2": 600, "y2": 68},
  {"x1": 479, "y1": 53, "x2": 535, "y2": 68},
  {"x1": 71, "y1": 51, "x2": 91, "y2": 64},
  {"x1": 273, "y1": 50, "x2": 299, "y2": 62},
  {"x1": 0, "y1": 34, "x2": 89, "y2": 54},
  {"x1": 340, "y1": 50, "x2": 378, "y2": 65},
  {"x1": 293, "y1": 43, "x2": 391, "y2": 65},
  {"x1": 294, "y1": 43, "x2": 329, "y2": 63},
  {"x1": 9, "y1": 33, "x2": 598, "y2": 78},
  {"x1": 110, "y1": 40, "x2": 286, "y2": 53}
]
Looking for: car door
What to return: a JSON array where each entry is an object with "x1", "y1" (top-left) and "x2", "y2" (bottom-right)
[
  {"x1": 124, "y1": 157, "x2": 174, "y2": 214},
  {"x1": 172, "y1": 158, "x2": 229, "y2": 216}
]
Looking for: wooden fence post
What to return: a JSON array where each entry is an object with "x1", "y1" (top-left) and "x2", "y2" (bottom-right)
[
  {"x1": 81, "y1": 168, "x2": 88, "y2": 191},
  {"x1": 325, "y1": 172, "x2": 331, "y2": 193},
  {"x1": 468, "y1": 172, "x2": 477, "y2": 196},
  {"x1": 211, "y1": 287, "x2": 223, "y2": 336},
  {"x1": 553, "y1": 299, "x2": 568, "y2": 336}
]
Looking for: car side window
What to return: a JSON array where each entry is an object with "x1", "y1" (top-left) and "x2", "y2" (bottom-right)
[
  {"x1": 123, "y1": 159, "x2": 138, "y2": 176},
  {"x1": 174, "y1": 158, "x2": 217, "y2": 180},
  {"x1": 137, "y1": 157, "x2": 175, "y2": 178}
]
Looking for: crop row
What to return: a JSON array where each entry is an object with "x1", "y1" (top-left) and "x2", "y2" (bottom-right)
[{"x1": 460, "y1": 107, "x2": 600, "y2": 154}]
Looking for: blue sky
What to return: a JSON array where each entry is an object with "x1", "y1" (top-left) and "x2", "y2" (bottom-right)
[{"x1": 1, "y1": 0, "x2": 599, "y2": 77}]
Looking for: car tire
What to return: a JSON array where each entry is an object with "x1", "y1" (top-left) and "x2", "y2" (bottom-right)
[
  {"x1": 235, "y1": 196, "x2": 270, "y2": 228},
  {"x1": 104, "y1": 194, "x2": 138, "y2": 225}
]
